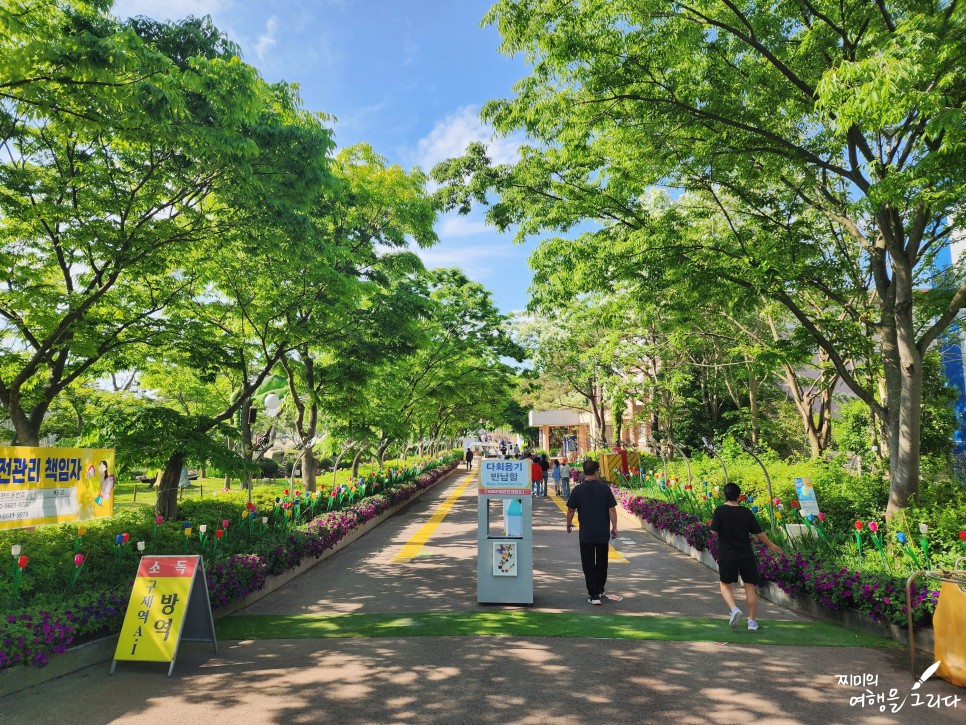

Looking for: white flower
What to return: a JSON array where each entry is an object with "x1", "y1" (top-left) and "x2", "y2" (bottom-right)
[
  {"x1": 199, "y1": 524, "x2": 207, "y2": 534},
  {"x1": 10, "y1": 544, "x2": 21, "y2": 556},
  {"x1": 137, "y1": 541, "x2": 146, "y2": 552},
  {"x1": 919, "y1": 523, "x2": 929, "y2": 534}
]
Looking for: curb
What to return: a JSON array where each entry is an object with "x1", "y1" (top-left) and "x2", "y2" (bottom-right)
[
  {"x1": 628, "y1": 514, "x2": 934, "y2": 654},
  {"x1": 0, "y1": 465, "x2": 461, "y2": 698}
]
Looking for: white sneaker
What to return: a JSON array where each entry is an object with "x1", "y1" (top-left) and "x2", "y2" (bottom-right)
[
  {"x1": 728, "y1": 608, "x2": 742, "y2": 628},
  {"x1": 747, "y1": 619, "x2": 759, "y2": 631}
]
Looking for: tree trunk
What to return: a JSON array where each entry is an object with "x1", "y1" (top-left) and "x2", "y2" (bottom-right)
[
  {"x1": 350, "y1": 448, "x2": 365, "y2": 477},
  {"x1": 885, "y1": 294, "x2": 923, "y2": 515},
  {"x1": 302, "y1": 449, "x2": 317, "y2": 492},
  {"x1": 156, "y1": 450, "x2": 186, "y2": 520},
  {"x1": 7, "y1": 392, "x2": 40, "y2": 446},
  {"x1": 377, "y1": 438, "x2": 391, "y2": 468},
  {"x1": 747, "y1": 366, "x2": 760, "y2": 445}
]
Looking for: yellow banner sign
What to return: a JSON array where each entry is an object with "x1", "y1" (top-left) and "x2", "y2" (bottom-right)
[
  {"x1": 0, "y1": 446, "x2": 115, "y2": 531},
  {"x1": 113, "y1": 555, "x2": 217, "y2": 675}
]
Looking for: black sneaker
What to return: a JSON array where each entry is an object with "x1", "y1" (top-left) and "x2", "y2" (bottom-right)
[{"x1": 588, "y1": 597, "x2": 601, "y2": 605}]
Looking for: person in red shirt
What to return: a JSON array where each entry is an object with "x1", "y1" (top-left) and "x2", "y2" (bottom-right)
[{"x1": 529, "y1": 454, "x2": 543, "y2": 497}]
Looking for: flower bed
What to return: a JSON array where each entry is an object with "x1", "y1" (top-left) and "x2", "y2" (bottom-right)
[
  {"x1": 614, "y1": 487, "x2": 940, "y2": 627},
  {"x1": 0, "y1": 459, "x2": 458, "y2": 670}
]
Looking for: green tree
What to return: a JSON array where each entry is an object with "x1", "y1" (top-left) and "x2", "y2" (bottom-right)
[
  {"x1": 0, "y1": 8, "x2": 330, "y2": 447},
  {"x1": 437, "y1": 1, "x2": 966, "y2": 513}
]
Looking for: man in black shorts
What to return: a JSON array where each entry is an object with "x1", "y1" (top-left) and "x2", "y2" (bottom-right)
[
  {"x1": 566, "y1": 459, "x2": 617, "y2": 605},
  {"x1": 709, "y1": 482, "x2": 781, "y2": 630}
]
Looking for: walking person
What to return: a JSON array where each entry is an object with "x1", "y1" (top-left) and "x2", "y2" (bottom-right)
[
  {"x1": 560, "y1": 460, "x2": 572, "y2": 497},
  {"x1": 709, "y1": 482, "x2": 782, "y2": 630},
  {"x1": 538, "y1": 454, "x2": 550, "y2": 496},
  {"x1": 465, "y1": 448, "x2": 474, "y2": 471},
  {"x1": 551, "y1": 459, "x2": 562, "y2": 495},
  {"x1": 529, "y1": 454, "x2": 543, "y2": 497},
  {"x1": 565, "y1": 460, "x2": 617, "y2": 605}
]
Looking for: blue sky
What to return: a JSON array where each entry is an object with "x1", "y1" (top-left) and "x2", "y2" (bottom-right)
[{"x1": 112, "y1": 0, "x2": 538, "y2": 315}]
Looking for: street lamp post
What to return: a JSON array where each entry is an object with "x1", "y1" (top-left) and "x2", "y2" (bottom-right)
[
  {"x1": 666, "y1": 440, "x2": 692, "y2": 489},
  {"x1": 701, "y1": 437, "x2": 729, "y2": 485},
  {"x1": 738, "y1": 438, "x2": 776, "y2": 530}
]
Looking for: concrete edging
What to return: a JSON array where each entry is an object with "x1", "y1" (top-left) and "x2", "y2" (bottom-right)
[
  {"x1": 631, "y1": 516, "x2": 934, "y2": 654},
  {"x1": 0, "y1": 465, "x2": 460, "y2": 697}
]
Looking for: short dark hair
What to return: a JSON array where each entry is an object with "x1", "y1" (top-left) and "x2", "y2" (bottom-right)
[
  {"x1": 723, "y1": 482, "x2": 741, "y2": 501},
  {"x1": 583, "y1": 459, "x2": 600, "y2": 476}
]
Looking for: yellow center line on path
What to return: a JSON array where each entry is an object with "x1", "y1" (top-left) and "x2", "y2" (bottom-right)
[
  {"x1": 392, "y1": 471, "x2": 476, "y2": 563},
  {"x1": 548, "y1": 490, "x2": 628, "y2": 563}
]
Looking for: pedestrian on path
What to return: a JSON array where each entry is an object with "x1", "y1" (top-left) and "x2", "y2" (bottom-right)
[
  {"x1": 529, "y1": 454, "x2": 542, "y2": 497},
  {"x1": 565, "y1": 459, "x2": 617, "y2": 605},
  {"x1": 560, "y1": 461, "x2": 572, "y2": 497},
  {"x1": 465, "y1": 448, "x2": 474, "y2": 470},
  {"x1": 539, "y1": 454, "x2": 549, "y2": 496},
  {"x1": 709, "y1": 482, "x2": 782, "y2": 631},
  {"x1": 551, "y1": 459, "x2": 562, "y2": 495}
]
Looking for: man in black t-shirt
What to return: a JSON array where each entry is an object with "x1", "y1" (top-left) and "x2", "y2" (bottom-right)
[
  {"x1": 709, "y1": 482, "x2": 781, "y2": 631},
  {"x1": 566, "y1": 459, "x2": 618, "y2": 605}
]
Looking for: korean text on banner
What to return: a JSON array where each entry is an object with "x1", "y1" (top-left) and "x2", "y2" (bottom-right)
[
  {"x1": 115, "y1": 556, "x2": 198, "y2": 663},
  {"x1": 479, "y1": 459, "x2": 529, "y2": 496},
  {"x1": 0, "y1": 446, "x2": 115, "y2": 531}
]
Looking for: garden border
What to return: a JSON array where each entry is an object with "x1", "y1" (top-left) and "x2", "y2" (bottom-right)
[
  {"x1": 0, "y1": 465, "x2": 463, "y2": 698},
  {"x1": 627, "y1": 512, "x2": 935, "y2": 655}
]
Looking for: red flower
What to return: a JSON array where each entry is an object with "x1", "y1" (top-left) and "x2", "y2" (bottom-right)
[
  {"x1": 215, "y1": 529, "x2": 224, "y2": 539},
  {"x1": 74, "y1": 554, "x2": 85, "y2": 567},
  {"x1": 791, "y1": 500, "x2": 799, "y2": 509},
  {"x1": 855, "y1": 521, "x2": 863, "y2": 530},
  {"x1": 122, "y1": 533, "x2": 130, "y2": 543},
  {"x1": 284, "y1": 489, "x2": 290, "y2": 495},
  {"x1": 960, "y1": 530, "x2": 966, "y2": 541},
  {"x1": 739, "y1": 494, "x2": 746, "y2": 501},
  {"x1": 17, "y1": 555, "x2": 28, "y2": 568},
  {"x1": 155, "y1": 515, "x2": 164, "y2": 525}
]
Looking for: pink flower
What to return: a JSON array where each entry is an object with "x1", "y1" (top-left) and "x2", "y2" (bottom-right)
[
  {"x1": 868, "y1": 522, "x2": 878, "y2": 532},
  {"x1": 73, "y1": 554, "x2": 85, "y2": 567}
]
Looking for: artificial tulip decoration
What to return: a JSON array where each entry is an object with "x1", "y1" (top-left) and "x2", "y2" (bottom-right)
[
  {"x1": 866, "y1": 522, "x2": 890, "y2": 571},
  {"x1": 11, "y1": 551, "x2": 28, "y2": 601},
  {"x1": 896, "y1": 532, "x2": 922, "y2": 569},
  {"x1": 917, "y1": 523, "x2": 932, "y2": 569}
]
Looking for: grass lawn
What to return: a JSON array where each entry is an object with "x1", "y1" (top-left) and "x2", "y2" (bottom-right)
[
  {"x1": 111, "y1": 460, "x2": 421, "y2": 512},
  {"x1": 216, "y1": 611, "x2": 899, "y2": 649}
]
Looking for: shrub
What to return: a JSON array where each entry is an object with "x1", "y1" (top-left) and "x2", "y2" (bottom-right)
[
  {"x1": 615, "y1": 487, "x2": 941, "y2": 627},
  {"x1": 0, "y1": 455, "x2": 460, "y2": 670}
]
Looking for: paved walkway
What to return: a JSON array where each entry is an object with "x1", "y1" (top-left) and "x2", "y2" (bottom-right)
[{"x1": 1, "y1": 468, "x2": 962, "y2": 724}]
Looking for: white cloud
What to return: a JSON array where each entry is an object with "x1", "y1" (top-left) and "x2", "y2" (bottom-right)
[
  {"x1": 439, "y1": 215, "x2": 491, "y2": 237},
  {"x1": 254, "y1": 16, "x2": 278, "y2": 60},
  {"x1": 111, "y1": 0, "x2": 224, "y2": 20},
  {"x1": 414, "y1": 105, "x2": 521, "y2": 173},
  {"x1": 415, "y1": 242, "x2": 524, "y2": 281}
]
